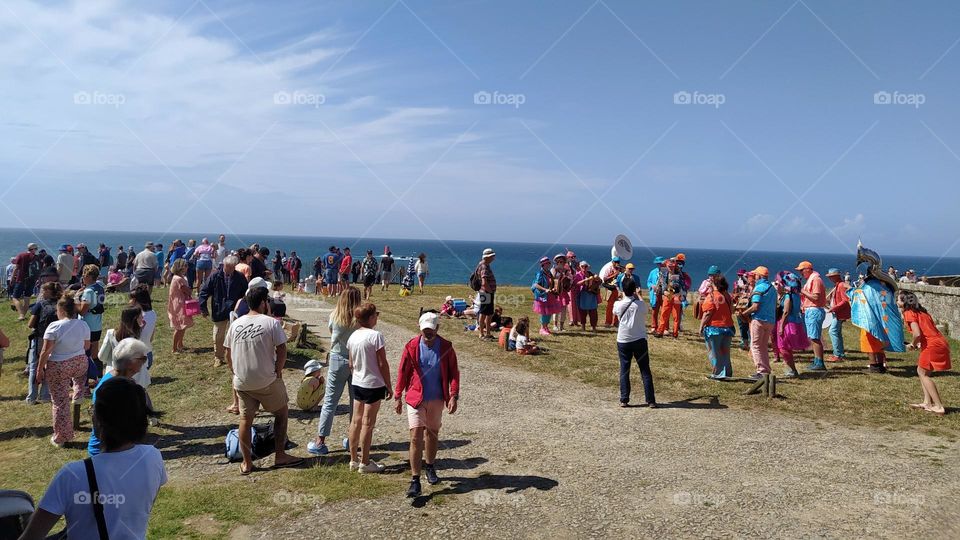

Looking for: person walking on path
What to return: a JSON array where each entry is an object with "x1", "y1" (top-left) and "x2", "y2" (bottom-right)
[
  {"x1": 698, "y1": 266, "x2": 735, "y2": 380},
  {"x1": 307, "y1": 287, "x2": 362, "y2": 456},
  {"x1": 379, "y1": 251, "x2": 395, "y2": 292},
  {"x1": 414, "y1": 253, "x2": 429, "y2": 294},
  {"x1": 476, "y1": 248, "x2": 497, "y2": 341},
  {"x1": 599, "y1": 256, "x2": 623, "y2": 327},
  {"x1": 797, "y1": 261, "x2": 828, "y2": 371},
  {"x1": 37, "y1": 294, "x2": 90, "y2": 447},
  {"x1": 899, "y1": 291, "x2": 951, "y2": 416},
  {"x1": 825, "y1": 268, "x2": 850, "y2": 362},
  {"x1": 394, "y1": 312, "x2": 461, "y2": 497},
  {"x1": 198, "y1": 255, "x2": 248, "y2": 367},
  {"x1": 167, "y1": 259, "x2": 194, "y2": 354},
  {"x1": 775, "y1": 272, "x2": 810, "y2": 379},
  {"x1": 347, "y1": 302, "x2": 393, "y2": 473},
  {"x1": 613, "y1": 280, "x2": 655, "y2": 408},
  {"x1": 225, "y1": 286, "x2": 303, "y2": 474},
  {"x1": 740, "y1": 266, "x2": 777, "y2": 380},
  {"x1": 134, "y1": 242, "x2": 158, "y2": 292}
]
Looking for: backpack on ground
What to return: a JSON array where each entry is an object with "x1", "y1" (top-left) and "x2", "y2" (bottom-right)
[
  {"x1": 224, "y1": 421, "x2": 292, "y2": 462},
  {"x1": 469, "y1": 264, "x2": 482, "y2": 292}
]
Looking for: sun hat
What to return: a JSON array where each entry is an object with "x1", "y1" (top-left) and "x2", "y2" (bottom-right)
[
  {"x1": 611, "y1": 256, "x2": 622, "y2": 263},
  {"x1": 482, "y1": 248, "x2": 496, "y2": 258},
  {"x1": 144, "y1": 241, "x2": 154, "y2": 249},
  {"x1": 625, "y1": 263, "x2": 635, "y2": 269},
  {"x1": 553, "y1": 253, "x2": 566, "y2": 261},
  {"x1": 826, "y1": 268, "x2": 841, "y2": 277},
  {"x1": 246, "y1": 277, "x2": 272, "y2": 293},
  {"x1": 419, "y1": 312, "x2": 440, "y2": 331},
  {"x1": 296, "y1": 362, "x2": 325, "y2": 410},
  {"x1": 707, "y1": 265, "x2": 721, "y2": 275},
  {"x1": 445, "y1": 295, "x2": 453, "y2": 302},
  {"x1": 795, "y1": 261, "x2": 814, "y2": 271},
  {"x1": 538, "y1": 256, "x2": 550, "y2": 265},
  {"x1": 304, "y1": 360, "x2": 323, "y2": 377},
  {"x1": 751, "y1": 266, "x2": 770, "y2": 277},
  {"x1": 653, "y1": 256, "x2": 665, "y2": 264},
  {"x1": 26, "y1": 242, "x2": 38, "y2": 251},
  {"x1": 59, "y1": 244, "x2": 69, "y2": 252},
  {"x1": 579, "y1": 261, "x2": 589, "y2": 267}
]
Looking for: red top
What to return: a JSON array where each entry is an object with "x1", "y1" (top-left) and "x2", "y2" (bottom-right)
[
  {"x1": 395, "y1": 335, "x2": 460, "y2": 408},
  {"x1": 701, "y1": 290, "x2": 735, "y2": 328},
  {"x1": 829, "y1": 281, "x2": 850, "y2": 320}
]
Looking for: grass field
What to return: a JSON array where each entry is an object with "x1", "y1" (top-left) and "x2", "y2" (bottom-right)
[
  {"x1": 0, "y1": 288, "x2": 392, "y2": 539},
  {"x1": 355, "y1": 283, "x2": 960, "y2": 438}
]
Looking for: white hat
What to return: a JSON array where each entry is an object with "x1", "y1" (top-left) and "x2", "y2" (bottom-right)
[
  {"x1": 482, "y1": 248, "x2": 496, "y2": 258},
  {"x1": 246, "y1": 277, "x2": 272, "y2": 293},
  {"x1": 304, "y1": 359, "x2": 323, "y2": 377},
  {"x1": 419, "y1": 312, "x2": 440, "y2": 331}
]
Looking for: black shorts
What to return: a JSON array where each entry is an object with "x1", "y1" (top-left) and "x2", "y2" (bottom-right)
[
  {"x1": 89, "y1": 330, "x2": 102, "y2": 343},
  {"x1": 363, "y1": 275, "x2": 376, "y2": 287},
  {"x1": 478, "y1": 291, "x2": 495, "y2": 316},
  {"x1": 352, "y1": 384, "x2": 387, "y2": 404}
]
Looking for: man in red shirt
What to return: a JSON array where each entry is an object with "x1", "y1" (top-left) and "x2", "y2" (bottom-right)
[
  {"x1": 797, "y1": 261, "x2": 827, "y2": 371},
  {"x1": 825, "y1": 268, "x2": 850, "y2": 362},
  {"x1": 338, "y1": 247, "x2": 352, "y2": 294},
  {"x1": 11, "y1": 243, "x2": 38, "y2": 320}
]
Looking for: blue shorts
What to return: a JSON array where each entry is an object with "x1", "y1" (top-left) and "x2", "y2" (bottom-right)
[
  {"x1": 196, "y1": 259, "x2": 213, "y2": 271},
  {"x1": 804, "y1": 307, "x2": 825, "y2": 340},
  {"x1": 324, "y1": 270, "x2": 339, "y2": 284},
  {"x1": 11, "y1": 282, "x2": 29, "y2": 299}
]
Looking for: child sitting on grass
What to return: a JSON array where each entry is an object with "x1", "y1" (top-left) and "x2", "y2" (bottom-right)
[
  {"x1": 440, "y1": 296, "x2": 456, "y2": 317},
  {"x1": 512, "y1": 317, "x2": 539, "y2": 355},
  {"x1": 296, "y1": 360, "x2": 325, "y2": 412},
  {"x1": 498, "y1": 317, "x2": 514, "y2": 350},
  {"x1": 490, "y1": 306, "x2": 503, "y2": 331}
]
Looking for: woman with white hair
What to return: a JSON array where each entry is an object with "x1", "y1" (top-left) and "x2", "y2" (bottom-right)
[{"x1": 88, "y1": 338, "x2": 149, "y2": 455}]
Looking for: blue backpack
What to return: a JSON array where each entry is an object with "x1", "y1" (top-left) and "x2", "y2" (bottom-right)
[{"x1": 224, "y1": 422, "x2": 285, "y2": 462}]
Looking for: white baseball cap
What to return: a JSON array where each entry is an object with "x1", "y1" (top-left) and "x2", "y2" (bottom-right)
[
  {"x1": 304, "y1": 359, "x2": 323, "y2": 377},
  {"x1": 246, "y1": 277, "x2": 272, "y2": 293},
  {"x1": 419, "y1": 312, "x2": 440, "y2": 331}
]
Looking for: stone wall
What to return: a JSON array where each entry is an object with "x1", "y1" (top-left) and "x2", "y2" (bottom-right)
[{"x1": 899, "y1": 282, "x2": 960, "y2": 340}]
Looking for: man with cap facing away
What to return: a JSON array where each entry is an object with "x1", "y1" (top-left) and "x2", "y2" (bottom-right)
[
  {"x1": 797, "y1": 261, "x2": 827, "y2": 371},
  {"x1": 55, "y1": 245, "x2": 73, "y2": 286},
  {"x1": 134, "y1": 242, "x2": 159, "y2": 292},
  {"x1": 10, "y1": 242, "x2": 38, "y2": 320},
  {"x1": 824, "y1": 268, "x2": 850, "y2": 362},
  {"x1": 394, "y1": 311, "x2": 460, "y2": 498},
  {"x1": 740, "y1": 266, "x2": 777, "y2": 380}
]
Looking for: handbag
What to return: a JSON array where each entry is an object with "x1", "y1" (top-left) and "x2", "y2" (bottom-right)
[{"x1": 184, "y1": 298, "x2": 201, "y2": 317}]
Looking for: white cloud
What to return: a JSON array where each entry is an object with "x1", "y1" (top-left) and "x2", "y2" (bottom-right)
[
  {"x1": 832, "y1": 213, "x2": 866, "y2": 237},
  {"x1": 744, "y1": 213, "x2": 775, "y2": 233},
  {"x1": 781, "y1": 216, "x2": 822, "y2": 235}
]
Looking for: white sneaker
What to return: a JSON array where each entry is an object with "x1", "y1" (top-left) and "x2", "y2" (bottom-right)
[
  {"x1": 358, "y1": 461, "x2": 384, "y2": 474},
  {"x1": 349, "y1": 461, "x2": 360, "y2": 472}
]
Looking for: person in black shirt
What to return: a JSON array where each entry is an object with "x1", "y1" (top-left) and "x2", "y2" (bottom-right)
[{"x1": 250, "y1": 247, "x2": 270, "y2": 280}]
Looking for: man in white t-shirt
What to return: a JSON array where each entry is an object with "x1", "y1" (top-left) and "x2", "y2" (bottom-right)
[
  {"x1": 613, "y1": 279, "x2": 656, "y2": 408},
  {"x1": 214, "y1": 234, "x2": 227, "y2": 266},
  {"x1": 225, "y1": 286, "x2": 303, "y2": 474}
]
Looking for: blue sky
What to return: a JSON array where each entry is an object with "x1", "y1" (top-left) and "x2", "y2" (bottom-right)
[{"x1": 1, "y1": 0, "x2": 958, "y2": 257}]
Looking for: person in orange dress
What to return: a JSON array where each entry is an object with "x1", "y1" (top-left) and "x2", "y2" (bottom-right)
[
  {"x1": 167, "y1": 259, "x2": 194, "y2": 353},
  {"x1": 898, "y1": 291, "x2": 950, "y2": 415}
]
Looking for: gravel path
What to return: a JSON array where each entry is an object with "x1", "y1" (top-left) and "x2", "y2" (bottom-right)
[{"x1": 243, "y1": 296, "x2": 959, "y2": 539}]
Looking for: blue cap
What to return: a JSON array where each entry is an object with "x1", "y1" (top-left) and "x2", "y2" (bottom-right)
[
  {"x1": 707, "y1": 265, "x2": 721, "y2": 275},
  {"x1": 59, "y1": 244, "x2": 69, "y2": 252},
  {"x1": 653, "y1": 256, "x2": 665, "y2": 264},
  {"x1": 612, "y1": 256, "x2": 622, "y2": 263}
]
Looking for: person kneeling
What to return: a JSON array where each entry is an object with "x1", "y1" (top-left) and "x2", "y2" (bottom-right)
[{"x1": 394, "y1": 312, "x2": 461, "y2": 497}]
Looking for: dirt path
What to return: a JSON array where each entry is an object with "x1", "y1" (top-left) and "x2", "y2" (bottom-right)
[{"x1": 245, "y1": 296, "x2": 959, "y2": 539}]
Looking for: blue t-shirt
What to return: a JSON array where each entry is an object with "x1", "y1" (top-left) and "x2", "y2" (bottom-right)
[
  {"x1": 80, "y1": 285, "x2": 103, "y2": 332},
  {"x1": 323, "y1": 252, "x2": 340, "y2": 273},
  {"x1": 779, "y1": 292, "x2": 803, "y2": 323},
  {"x1": 87, "y1": 371, "x2": 116, "y2": 456},
  {"x1": 750, "y1": 279, "x2": 777, "y2": 323},
  {"x1": 418, "y1": 338, "x2": 443, "y2": 402}
]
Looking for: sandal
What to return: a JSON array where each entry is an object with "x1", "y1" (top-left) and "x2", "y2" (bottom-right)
[
  {"x1": 239, "y1": 464, "x2": 255, "y2": 475},
  {"x1": 923, "y1": 405, "x2": 946, "y2": 416},
  {"x1": 909, "y1": 403, "x2": 929, "y2": 410}
]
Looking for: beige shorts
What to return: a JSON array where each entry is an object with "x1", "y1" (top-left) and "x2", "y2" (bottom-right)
[
  {"x1": 406, "y1": 399, "x2": 444, "y2": 433},
  {"x1": 237, "y1": 377, "x2": 288, "y2": 417}
]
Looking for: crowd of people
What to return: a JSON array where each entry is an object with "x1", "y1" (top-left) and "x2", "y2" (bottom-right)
[{"x1": 3, "y1": 237, "x2": 955, "y2": 537}]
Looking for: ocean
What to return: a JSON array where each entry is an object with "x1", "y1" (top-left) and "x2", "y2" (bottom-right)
[{"x1": 2, "y1": 228, "x2": 959, "y2": 287}]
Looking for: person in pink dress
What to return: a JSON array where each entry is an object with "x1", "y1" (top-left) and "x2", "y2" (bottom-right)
[{"x1": 167, "y1": 259, "x2": 194, "y2": 353}]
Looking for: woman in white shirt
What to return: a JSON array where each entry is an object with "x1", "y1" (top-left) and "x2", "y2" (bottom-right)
[
  {"x1": 346, "y1": 302, "x2": 392, "y2": 474},
  {"x1": 612, "y1": 279, "x2": 656, "y2": 408},
  {"x1": 414, "y1": 253, "x2": 429, "y2": 294},
  {"x1": 37, "y1": 294, "x2": 90, "y2": 447},
  {"x1": 20, "y1": 376, "x2": 167, "y2": 540}
]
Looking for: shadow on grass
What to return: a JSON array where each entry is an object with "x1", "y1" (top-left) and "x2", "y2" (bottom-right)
[
  {"x1": 383, "y1": 456, "x2": 488, "y2": 476},
  {"x1": 657, "y1": 395, "x2": 727, "y2": 410},
  {"x1": 0, "y1": 425, "x2": 53, "y2": 441},
  {"x1": 152, "y1": 422, "x2": 236, "y2": 460},
  {"x1": 411, "y1": 472, "x2": 559, "y2": 508},
  {"x1": 150, "y1": 376, "x2": 176, "y2": 386}
]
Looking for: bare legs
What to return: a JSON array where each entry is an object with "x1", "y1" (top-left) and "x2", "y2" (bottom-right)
[
  {"x1": 408, "y1": 426, "x2": 439, "y2": 477},
  {"x1": 912, "y1": 367, "x2": 946, "y2": 414},
  {"x1": 349, "y1": 400, "x2": 381, "y2": 465},
  {"x1": 172, "y1": 329, "x2": 185, "y2": 353}
]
